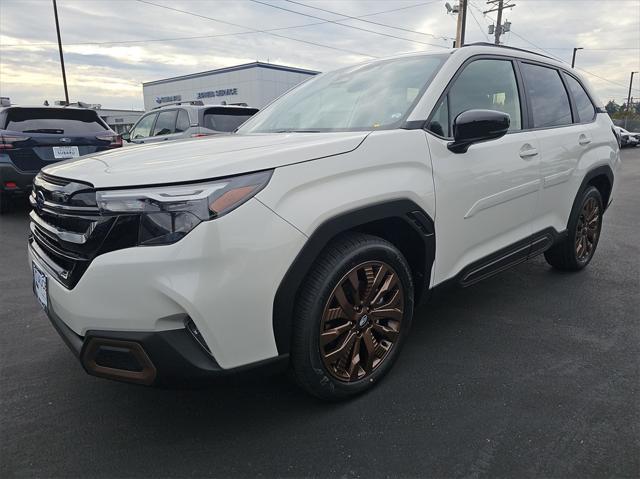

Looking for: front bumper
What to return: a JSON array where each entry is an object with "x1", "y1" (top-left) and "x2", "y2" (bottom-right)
[
  {"x1": 45, "y1": 305, "x2": 288, "y2": 386},
  {"x1": 29, "y1": 197, "x2": 307, "y2": 381}
]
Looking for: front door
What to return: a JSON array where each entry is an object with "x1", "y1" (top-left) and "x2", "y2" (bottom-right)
[{"x1": 426, "y1": 57, "x2": 541, "y2": 284}]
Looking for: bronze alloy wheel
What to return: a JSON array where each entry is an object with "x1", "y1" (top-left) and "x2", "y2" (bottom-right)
[
  {"x1": 319, "y1": 261, "x2": 404, "y2": 382},
  {"x1": 575, "y1": 196, "x2": 601, "y2": 262}
]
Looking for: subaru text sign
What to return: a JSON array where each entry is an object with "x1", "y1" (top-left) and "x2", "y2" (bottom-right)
[
  {"x1": 155, "y1": 95, "x2": 181, "y2": 104},
  {"x1": 197, "y1": 88, "x2": 238, "y2": 99}
]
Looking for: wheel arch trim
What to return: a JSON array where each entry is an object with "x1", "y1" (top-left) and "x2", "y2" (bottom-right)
[{"x1": 272, "y1": 199, "x2": 435, "y2": 355}]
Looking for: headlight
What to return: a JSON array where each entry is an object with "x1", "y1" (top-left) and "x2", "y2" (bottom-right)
[{"x1": 96, "y1": 170, "x2": 272, "y2": 245}]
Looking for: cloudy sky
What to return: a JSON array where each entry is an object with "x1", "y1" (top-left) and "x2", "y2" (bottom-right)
[{"x1": 1, "y1": 0, "x2": 638, "y2": 110}]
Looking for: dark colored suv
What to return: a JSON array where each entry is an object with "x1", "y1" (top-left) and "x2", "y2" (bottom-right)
[{"x1": 0, "y1": 106, "x2": 121, "y2": 213}]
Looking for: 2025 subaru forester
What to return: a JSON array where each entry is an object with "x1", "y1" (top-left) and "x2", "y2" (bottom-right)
[{"x1": 28, "y1": 44, "x2": 619, "y2": 400}]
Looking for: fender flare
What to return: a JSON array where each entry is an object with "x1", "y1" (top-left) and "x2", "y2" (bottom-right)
[
  {"x1": 271, "y1": 199, "x2": 435, "y2": 354},
  {"x1": 575, "y1": 164, "x2": 614, "y2": 213}
]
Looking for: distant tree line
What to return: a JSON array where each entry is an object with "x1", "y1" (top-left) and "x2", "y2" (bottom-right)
[{"x1": 606, "y1": 99, "x2": 640, "y2": 118}]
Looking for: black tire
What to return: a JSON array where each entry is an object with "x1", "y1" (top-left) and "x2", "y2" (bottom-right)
[
  {"x1": 544, "y1": 186, "x2": 603, "y2": 271},
  {"x1": 0, "y1": 193, "x2": 10, "y2": 215},
  {"x1": 291, "y1": 233, "x2": 414, "y2": 401}
]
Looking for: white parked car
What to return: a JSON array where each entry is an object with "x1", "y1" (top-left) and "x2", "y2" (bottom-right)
[
  {"x1": 613, "y1": 126, "x2": 639, "y2": 147},
  {"x1": 28, "y1": 44, "x2": 619, "y2": 400}
]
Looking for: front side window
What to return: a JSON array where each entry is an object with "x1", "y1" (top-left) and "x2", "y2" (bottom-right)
[
  {"x1": 131, "y1": 113, "x2": 156, "y2": 139},
  {"x1": 153, "y1": 110, "x2": 178, "y2": 136},
  {"x1": 564, "y1": 74, "x2": 596, "y2": 123},
  {"x1": 429, "y1": 59, "x2": 522, "y2": 137},
  {"x1": 521, "y1": 63, "x2": 572, "y2": 128},
  {"x1": 238, "y1": 54, "x2": 448, "y2": 133}
]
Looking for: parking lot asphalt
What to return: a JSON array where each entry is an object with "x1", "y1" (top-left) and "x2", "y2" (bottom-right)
[{"x1": 1, "y1": 148, "x2": 639, "y2": 479}]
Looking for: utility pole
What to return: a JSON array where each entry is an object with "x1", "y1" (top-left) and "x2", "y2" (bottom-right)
[
  {"x1": 625, "y1": 71, "x2": 638, "y2": 129},
  {"x1": 455, "y1": 0, "x2": 468, "y2": 48},
  {"x1": 485, "y1": 0, "x2": 515, "y2": 45},
  {"x1": 52, "y1": 0, "x2": 69, "y2": 105},
  {"x1": 571, "y1": 47, "x2": 583, "y2": 68}
]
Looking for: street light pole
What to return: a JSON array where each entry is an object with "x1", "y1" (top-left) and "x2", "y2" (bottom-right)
[
  {"x1": 625, "y1": 71, "x2": 638, "y2": 129},
  {"x1": 571, "y1": 47, "x2": 583, "y2": 68},
  {"x1": 52, "y1": 0, "x2": 69, "y2": 105}
]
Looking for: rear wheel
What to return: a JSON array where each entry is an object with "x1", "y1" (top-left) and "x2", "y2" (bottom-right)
[
  {"x1": 291, "y1": 233, "x2": 414, "y2": 400},
  {"x1": 544, "y1": 186, "x2": 603, "y2": 271}
]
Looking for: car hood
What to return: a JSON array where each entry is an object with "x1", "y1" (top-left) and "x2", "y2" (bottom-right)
[{"x1": 43, "y1": 132, "x2": 369, "y2": 188}]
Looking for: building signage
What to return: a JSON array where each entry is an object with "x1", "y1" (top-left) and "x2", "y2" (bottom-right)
[
  {"x1": 155, "y1": 95, "x2": 182, "y2": 104},
  {"x1": 197, "y1": 88, "x2": 238, "y2": 99}
]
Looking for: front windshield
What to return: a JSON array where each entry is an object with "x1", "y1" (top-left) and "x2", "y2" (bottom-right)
[{"x1": 238, "y1": 54, "x2": 448, "y2": 134}]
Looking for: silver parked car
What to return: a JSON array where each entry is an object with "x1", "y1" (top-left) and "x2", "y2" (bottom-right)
[{"x1": 123, "y1": 101, "x2": 259, "y2": 144}]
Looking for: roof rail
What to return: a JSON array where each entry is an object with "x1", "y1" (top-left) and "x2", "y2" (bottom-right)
[
  {"x1": 152, "y1": 100, "x2": 204, "y2": 110},
  {"x1": 462, "y1": 42, "x2": 559, "y2": 62}
]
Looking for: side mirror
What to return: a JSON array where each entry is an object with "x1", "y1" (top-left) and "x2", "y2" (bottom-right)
[
  {"x1": 121, "y1": 131, "x2": 131, "y2": 141},
  {"x1": 448, "y1": 109, "x2": 510, "y2": 154}
]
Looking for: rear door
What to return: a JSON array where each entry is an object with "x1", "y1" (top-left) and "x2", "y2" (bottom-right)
[
  {"x1": 1, "y1": 108, "x2": 116, "y2": 173},
  {"x1": 145, "y1": 109, "x2": 181, "y2": 143},
  {"x1": 519, "y1": 62, "x2": 599, "y2": 234},
  {"x1": 426, "y1": 57, "x2": 541, "y2": 284}
]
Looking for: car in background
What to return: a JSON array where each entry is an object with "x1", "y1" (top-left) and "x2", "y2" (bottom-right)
[
  {"x1": 0, "y1": 106, "x2": 121, "y2": 213},
  {"x1": 122, "y1": 101, "x2": 259, "y2": 144},
  {"x1": 614, "y1": 126, "x2": 640, "y2": 147}
]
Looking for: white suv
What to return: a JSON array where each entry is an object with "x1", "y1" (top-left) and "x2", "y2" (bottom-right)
[{"x1": 28, "y1": 44, "x2": 619, "y2": 400}]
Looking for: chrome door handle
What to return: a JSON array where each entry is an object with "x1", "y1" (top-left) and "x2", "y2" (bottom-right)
[
  {"x1": 519, "y1": 147, "x2": 538, "y2": 158},
  {"x1": 578, "y1": 134, "x2": 592, "y2": 146}
]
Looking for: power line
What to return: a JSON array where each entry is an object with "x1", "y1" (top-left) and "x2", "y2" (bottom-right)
[
  {"x1": 135, "y1": 0, "x2": 378, "y2": 58},
  {"x1": 0, "y1": 1, "x2": 437, "y2": 49},
  {"x1": 284, "y1": 0, "x2": 453, "y2": 41},
  {"x1": 469, "y1": 1, "x2": 640, "y2": 93},
  {"x1": 468, "y1": 4, "x2": 490, "y2": 42},
  {"x1": 248, "y1": 0, "x2": 448, "y2": 49}
]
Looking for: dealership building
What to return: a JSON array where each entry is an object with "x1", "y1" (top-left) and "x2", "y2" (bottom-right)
[{"x1": 142, "y1": 61, "x2": 320, "y2": 111}]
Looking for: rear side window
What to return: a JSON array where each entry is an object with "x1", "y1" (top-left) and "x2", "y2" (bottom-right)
[
  {"x1": 4, "y1": 108, "x2": 108, "y2": 134},
  {"x1": 520, "y1": 63, "x2": 572, "y2": 128},
  {"x1": 203, "y1": 108, "x2": 258, "y2": 132},
  {"x1": 176, "y1": 109, "x2": 190, "y2": 133},
  {"x1": 429, "y1": 58, "x2": 522, "y2": 137},
  {"x1": 564, "y1": 74, "x2": 596, "y2": 123},
  {"x1": 153, "y1": 110, "x2": 178, "y2": 136},
  {"x1": 131, "y1": 113, "x2": 156, "y2": 139}
]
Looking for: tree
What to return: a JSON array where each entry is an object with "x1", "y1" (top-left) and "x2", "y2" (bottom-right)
[{"x1": 605, "y1": 100, "x2": 620, "y2": 115}]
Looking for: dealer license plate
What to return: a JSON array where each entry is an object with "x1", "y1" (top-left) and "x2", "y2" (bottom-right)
[
  {"x1": 52, "y1": 146, "x2": 80, "y2": 159},
  {"x1": 32, "y1": 263, "x2": 48, "y2": 311}
]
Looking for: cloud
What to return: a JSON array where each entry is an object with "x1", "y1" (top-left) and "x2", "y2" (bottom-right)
[{"x1": 1, "y1": 0, "x2": 638, "y2": 109}]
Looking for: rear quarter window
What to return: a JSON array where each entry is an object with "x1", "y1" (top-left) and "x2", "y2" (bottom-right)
[
  {"x1": 4, "y1": 108, "x2": 108, "y2": 134},
  {"x1": 203, "y1": 108, "x2": 259, "y2": 132}
]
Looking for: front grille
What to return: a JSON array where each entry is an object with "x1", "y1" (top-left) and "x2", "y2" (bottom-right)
[{"x1": 29, "y1": 173, "x2": 138, "y2": 289}]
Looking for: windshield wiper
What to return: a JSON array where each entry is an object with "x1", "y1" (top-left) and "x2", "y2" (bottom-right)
[{"x1": 22, "y1": 128, "x2": 64, "y2": 134}]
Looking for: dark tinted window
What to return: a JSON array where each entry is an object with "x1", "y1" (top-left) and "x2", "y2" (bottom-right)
[
  {"x1": 4, "y1": 108, "x2": 108, "y2": 134},
  {"x1": 521, "y1": 63, "x2": 572, "y2": 128},
  {"x1": 428, "y1": 98, "x2": 449, "y2": 137},
  {"x1": 153, "y1": 110, "x2": 177, "y2": 136},
  {"x1": 435, "y1": 59, "x2": 522, "y2": 137},
  {"x1": 565, "y1": 74, "x2": 596, "y2": 123},
  {"x1": 176, "y1": 109, "x2": 190, "y2": 132},
  {"x1": 131, "y1": 113, "x2": 156, "y2": 139},
  {"x1": 204, "y1": 108, "x2": 259, "y2": 132}
]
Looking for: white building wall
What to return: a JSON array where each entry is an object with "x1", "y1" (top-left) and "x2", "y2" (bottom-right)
[{"x1": 142, "y1": 64, "x2": 318, "y2": 111}]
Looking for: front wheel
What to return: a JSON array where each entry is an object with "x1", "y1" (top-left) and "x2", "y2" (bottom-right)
[
  {"x1": 544, "y1": 186, "x2": 603, "y2": 271},
  {"x1": 291, "y1": 233, "x2": 414, "y2": 400}
]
